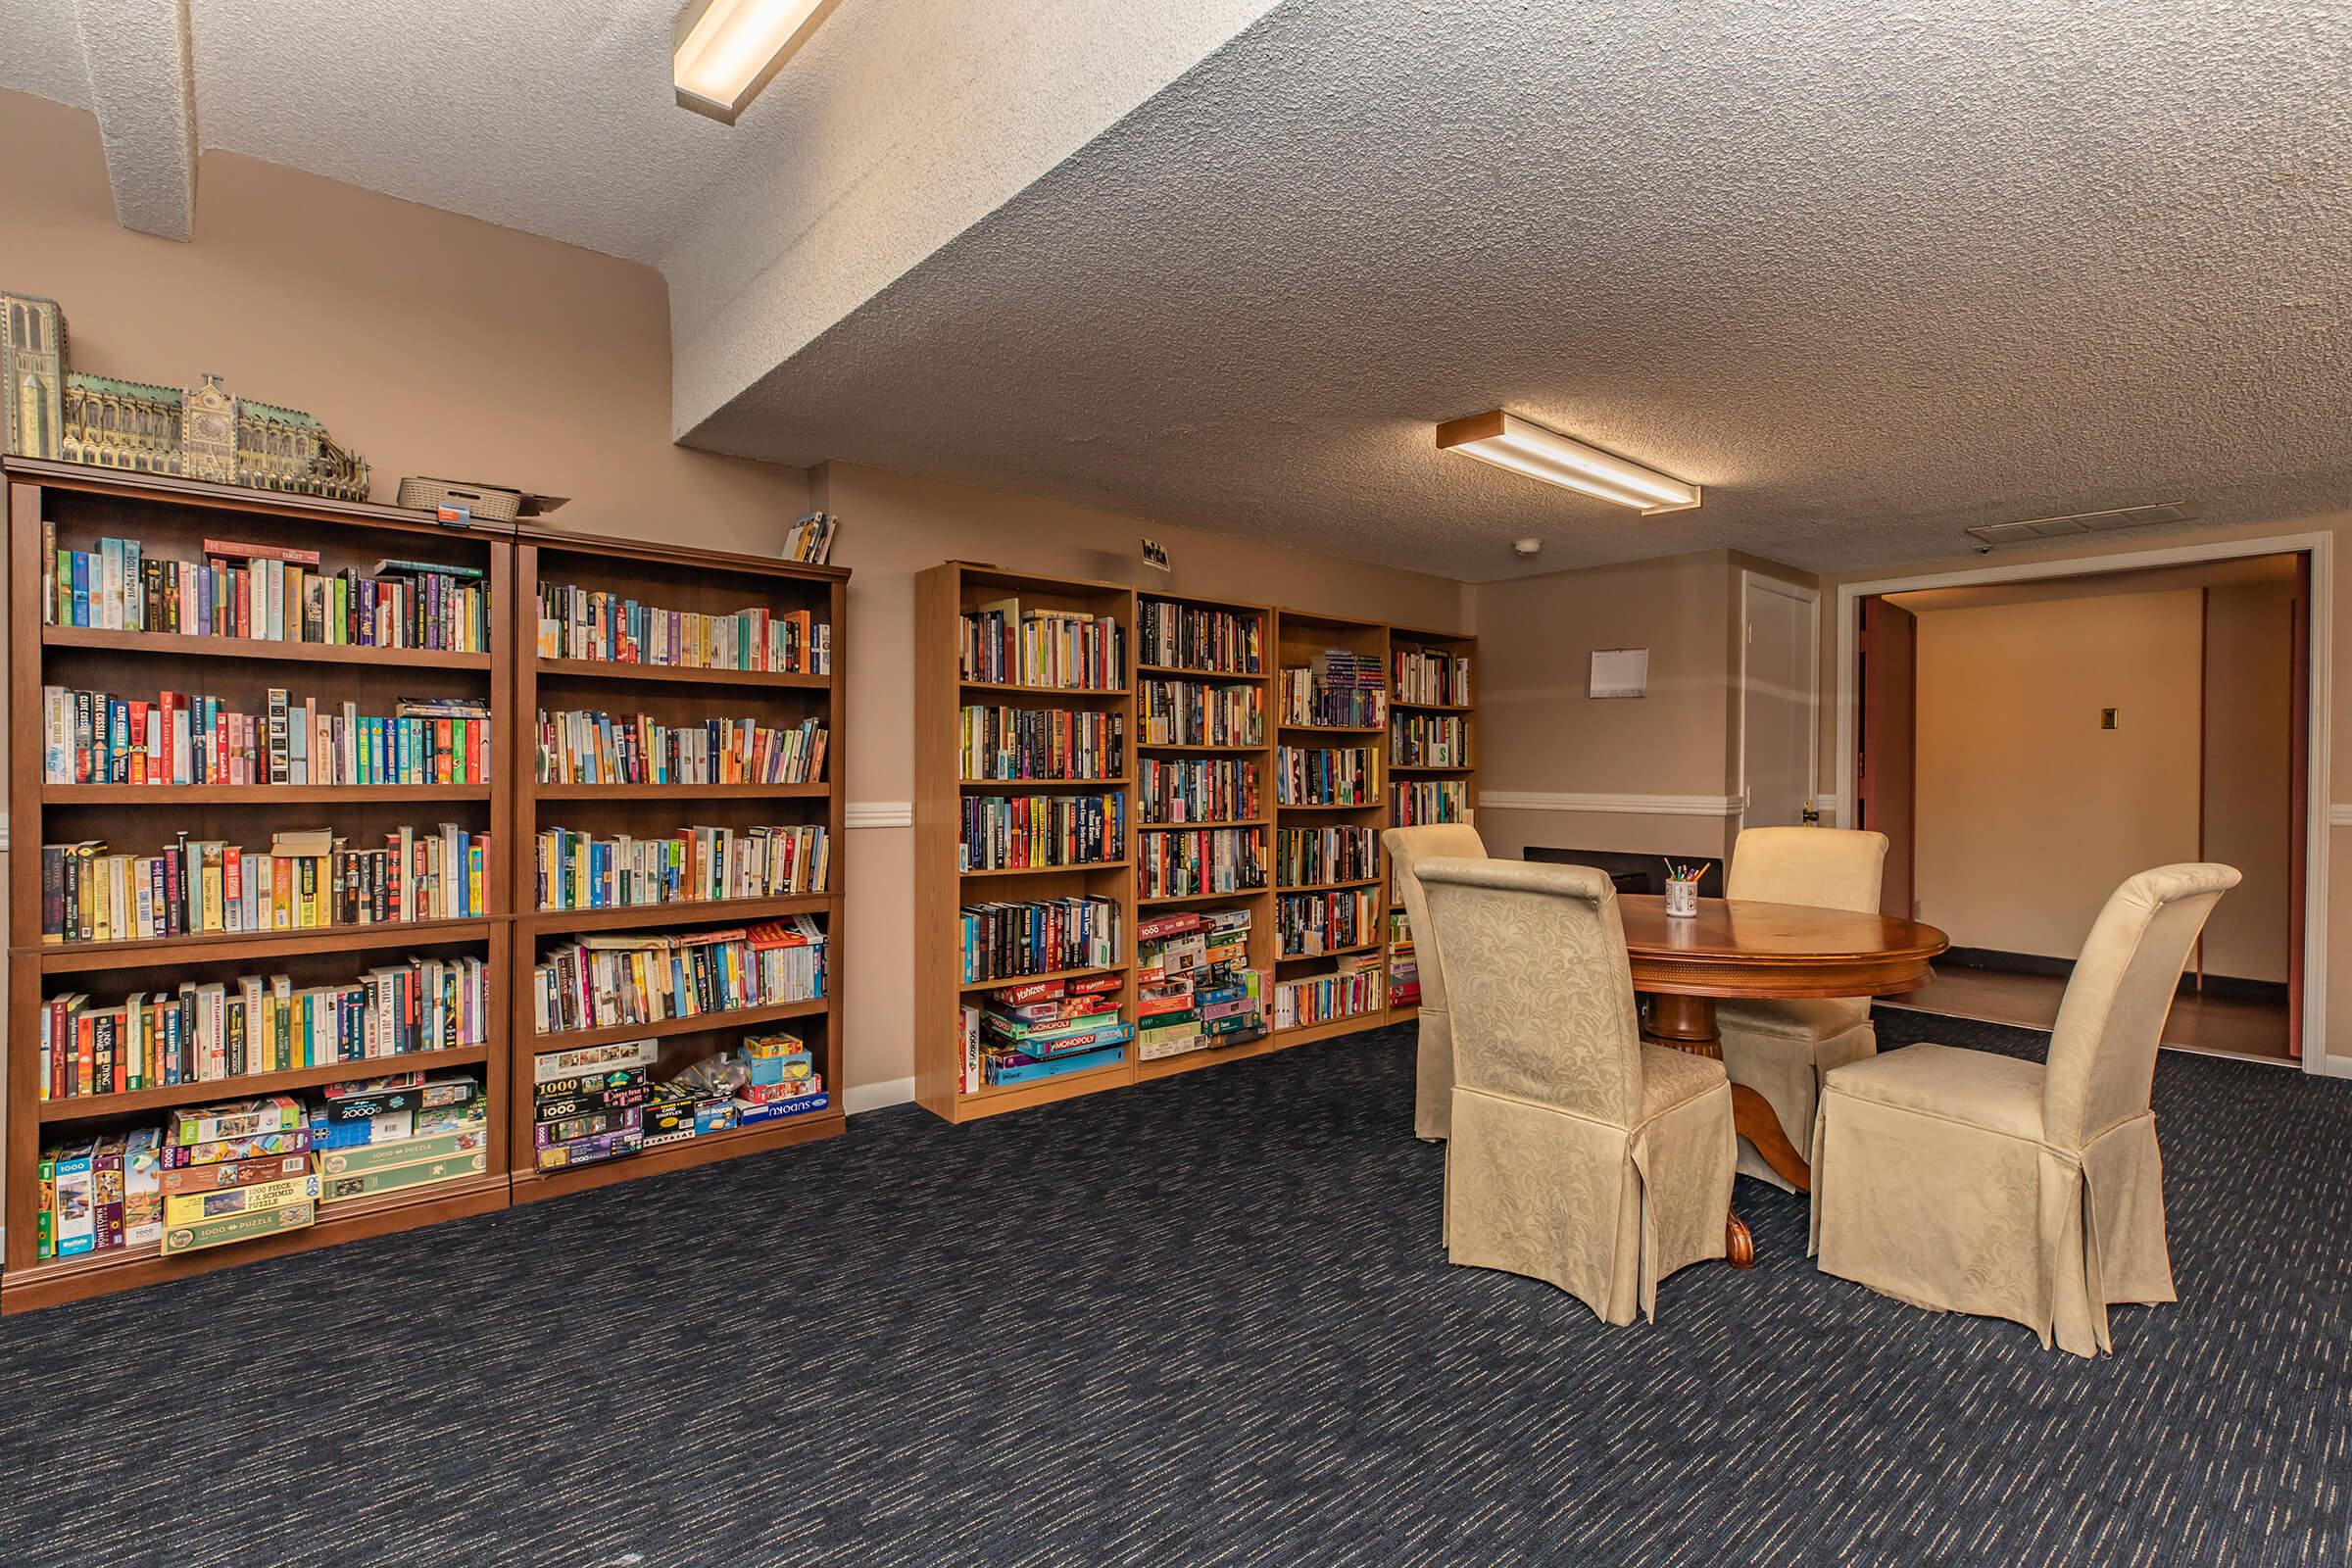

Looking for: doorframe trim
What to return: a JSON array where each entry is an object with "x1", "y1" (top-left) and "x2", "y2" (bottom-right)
[
  {"x1": 1832, "y1": 531, "x2": 2337, "y2": 1077},
  {"x1": 1737, "y1": 570, "x2": 1821, "y2": 836}
]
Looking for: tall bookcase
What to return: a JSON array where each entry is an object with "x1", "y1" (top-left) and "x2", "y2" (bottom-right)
[
  {"x1": 5, "y1": 458, "x2": 515, "y2": 1310},
  {"x1": 509, "y1": 528, "x2": 849, "y2": 1200},
  {"x1": 911, "y1": 562, "x2": 1477, "y2": 1122},
  {"x1": 1384, "y1": 622, "x2": 1479, "y2": 1018}
]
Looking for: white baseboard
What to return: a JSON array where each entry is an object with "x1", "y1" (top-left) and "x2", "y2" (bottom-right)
[
  {"x1": 845, "y1": 1076, "x2": 915, "y2": 1114},
  {"x1": 1481, "y1": 790, "x2": 1744, "y2": 817}
]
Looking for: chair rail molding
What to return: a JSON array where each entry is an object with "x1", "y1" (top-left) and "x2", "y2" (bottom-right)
[
  {"x1": 844, "y1": 801, "x2": 913, "y2": 829},
  {"x1": 1481, "y1": 790, "x2": 1746, "y2": 817},
  {"x1": 2328, "y1": 804, "x2": 2352, "y2": 828}
]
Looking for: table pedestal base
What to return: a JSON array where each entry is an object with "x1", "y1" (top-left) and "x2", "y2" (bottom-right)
[{"x1": 1641, "y1": 992, "x2": 1814, "y2": 1270}]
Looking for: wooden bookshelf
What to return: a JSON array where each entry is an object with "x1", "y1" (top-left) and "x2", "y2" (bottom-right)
[
  {"x1": 913, "y1": 570, "x2": 1474, "y2": 1120},
  {"x1": 508, "y1": 528, "x2": 849, "y2": 1202},
  {"x1": 1384, "y1": 622, "x2": 1479, "y2": 1019},
  {"x1": 4, "y1": 459, "x2": 516, "y2": 1310}
]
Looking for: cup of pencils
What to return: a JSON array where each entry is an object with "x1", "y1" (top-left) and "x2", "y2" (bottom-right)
[{"x1": 1663, "y1": 861, "x2": 1701, "y2": 918}]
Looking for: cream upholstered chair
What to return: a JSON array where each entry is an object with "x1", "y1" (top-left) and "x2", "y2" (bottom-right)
[
  {"x1": 1715, "y1": 826, "x2": 1890, "y2": 1190},
  {"x1": 1417, "y1": 858, "x2": 1736, "y2": 1324},
  {"x1": 1382, "y1": 823, "x2": 1488, "y2": 1142},
  {"x1": 1811, "y1": 862, "x2": 2240, "y2": 1356}
]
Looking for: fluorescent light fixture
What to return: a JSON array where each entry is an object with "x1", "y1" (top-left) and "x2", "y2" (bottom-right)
[
  {"x1": 673, "y1": 0, "x2": 845, "y2": 123},
  {"x1": 1436, "y1": 410, "x2": 1700, "y2": 514}
]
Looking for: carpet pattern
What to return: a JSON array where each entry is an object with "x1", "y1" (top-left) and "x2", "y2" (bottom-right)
[{"x1": 2, "y1": 1012, "x2": 2348, "y2": 1567}]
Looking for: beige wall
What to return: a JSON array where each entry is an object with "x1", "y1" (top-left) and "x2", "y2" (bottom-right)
[
  {"x1": 1818, "y1": 516, "x2": 2348, "y2": 1070},
  {"x1": 2202, "y1": 579, "x2": 2295, "y2": 983},
  {"x1": 1911, "y1": 591, "x2": 2204, "y2": 957},
  {"x1": 0, "y1": 92, "x2": 1464, "y2": 1105}
]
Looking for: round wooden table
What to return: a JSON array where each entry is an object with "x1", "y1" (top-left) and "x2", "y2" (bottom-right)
[{"x1": 1617, "y1": 894, "x2": 1949, "y2": 1266}]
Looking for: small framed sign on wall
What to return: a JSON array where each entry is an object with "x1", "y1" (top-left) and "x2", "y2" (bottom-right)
[{"x1": 1589, "y1": 648, "x2": 1649, "y2": 699}]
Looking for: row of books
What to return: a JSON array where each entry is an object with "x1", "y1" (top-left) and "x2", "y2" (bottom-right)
[
  {"x1": 1394, "y1": 779, "x2": 1472, "y2": 825},
  {"x1": 533, "y1": 824, "x2": 830, "y2": 911},
  {"x1": 1137, "y1": 678, "x2": 1263, "y2": 748},
  {"x1": 957, "y1": 705, "x2": 1123, "y2": 783},
  {"x1": 39, "y1": 825, "x2": 488, "y2": 945},
  {"x1": 1277, "y1": 886, "x2": 1381, "y2": 956},
  {"x1": 1274, "y1": 825, "x2": 1378, "y2": 887},
  {"x1": 1136, "y1": 907, "x2": 1266, "y2": 1060},
  {"x1": 957, "y1": 792, "x2": 1126, "y2": 873},
  {"x1": 533, "y1": 710, "x2": 829, "y2": 786},
  {"x1": 536, "y1": 585, "x2": 831, "y2": 674},
  {"x1": 957, "y1": 972, "x2": 1130, "y2": 1091},
  {"x1": 528, "y1": 917, "x2": 828, "y2": 1035},
  {"x1": 35, "y1": 1074, "x2": 490, "y2": 1260},
  {"x1": 38, "y1": 956, "x2": 491, "y2": 1102},
  {"x1": 42, "y1": 528, "x2": 491, "y2": 652},
  {"x1": 1137, "y1": 826, "x2": 1267, "y2": 900},
  {"x1": 40, "y1": 686, "x2": 491, "y2": 786},
  {"x1": 1271, "y1": 955, "x2": 1385, "y2": 1030},
  {"x1": 1394, "y1": 648, "x2": 1472, "y2": 707},
  {"x1": 1138, "y1": 602, "x2": 1261, "y2": 674},
  {"x1": 1392, "y1": 713, "x2": 1470, "y2": 767},
  {"x1": 1280, "y1": 651, "x2": 1386, "y2": 728},
  {"x1": 532, "y1": 1035, "x2": 831, "y2": 1171},
  {"x1": 778, "y1": 512, "x2": 838, "y2": 565},
  {"x1": 1139, "y1": 757, "x2": 1260, "y2": 824},
  {"x1": 1276, "y1": 745, "x2": 1377, "y2": 807},
  {"x1": 958, "y1": 599, "x2": 1124, "y2": 690},
  {"x1": 956, "y1": 896, "x2": 1120, "y2": 984}
]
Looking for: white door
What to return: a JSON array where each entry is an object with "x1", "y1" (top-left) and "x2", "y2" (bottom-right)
[{"x1": 1740, "y1": 574, "x2": 1819, "y2": 830}]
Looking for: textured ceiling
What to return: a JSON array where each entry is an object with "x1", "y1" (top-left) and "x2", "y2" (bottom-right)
[{"x1": 685, "y1": 0, "x2": 2352, "y2": 581}]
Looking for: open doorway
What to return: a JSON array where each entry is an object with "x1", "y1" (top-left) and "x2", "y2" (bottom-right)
[{"x1": 1850, "y1": 554, "x2": 2310, "y2": 1064}]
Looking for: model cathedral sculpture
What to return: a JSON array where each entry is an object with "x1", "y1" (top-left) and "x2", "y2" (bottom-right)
[{"x1": 2, "y1": 289, "x2": 369, "y2": 503}]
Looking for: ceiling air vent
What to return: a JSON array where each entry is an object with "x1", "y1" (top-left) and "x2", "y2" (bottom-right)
[{"x1": 1965, "y1": 502, "x2": 2193, "y2": 550}]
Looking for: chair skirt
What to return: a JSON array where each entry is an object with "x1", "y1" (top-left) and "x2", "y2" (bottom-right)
[
  {"x1": 1718, "y1": 1008, "x2": 1876, "y2": 1191},
  {"x1": 1415, "y1": 1006, "x2": 1453, "y2": 1143}
]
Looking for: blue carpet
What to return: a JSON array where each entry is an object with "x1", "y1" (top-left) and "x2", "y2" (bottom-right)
[{"x1": 2, "y1": 1011, "x2": 2347, "y2": 1566}]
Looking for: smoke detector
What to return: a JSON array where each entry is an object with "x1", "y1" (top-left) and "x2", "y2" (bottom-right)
[{"x1": 1513, "y1": 537, "x2": 1544, "y2": 557}]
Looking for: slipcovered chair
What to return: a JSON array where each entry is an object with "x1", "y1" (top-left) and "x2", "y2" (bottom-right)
[
  {"x1": 1417, "y1": 858, "x2": 1736, "y2": 1324},
  {"x1": 1382, "y1": 823, "x2": 1489, "y2": 1142},
  {"x1": 1715, "y1": 826, "x2": 1890, "y2": 1190},
  {"x1": 1811, "y1": 862, "x2": 2239, "y2": 1356}
]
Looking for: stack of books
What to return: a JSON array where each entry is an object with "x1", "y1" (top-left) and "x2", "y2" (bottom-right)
[
  {"x1": 39, "y1": 686, "x2": 490, "y2": 786},
  {"x1": 39, "y1": 822, "x2": 487, "y2": 943},
  {"x1": 1138, "y1": 602, "x2": 1260, "y2": 672},
  {"x1": 956, "y1": 896, "x2": 1121, "y2": 983},
  {"x1": 312, "y1": 1072, "x2": 489, "y2": 1203},
  {"x1": 779, "y1": 513, "x2": 837, "y2": 565},
  {"x1": 529, "y1": 917, "x2": 827, "y2": 1034},
  {"x1": 957, "y1": 705, "x2": 1123, "y2": 781},
  {"x1": 1137, "y1": 826, "x2": 1265, "y2": 900},
  {"x1": 1391, "y1": 713, "x2": 1469, "y2": 766},
  {"x1": 1393, "y1": 648, "x2": 1471, "y2": 707},
  {"x1": 958, "y1": 973, "x2": 1131, "y2": 1091},
  {"x1": 957, "y1": 597, "x2": 1124, "y2": 690},
  {"x1": 1276, "y1": 746, "x2": 1375, "y2": 806},
  {"x1": 957, "y1": 791, "x2": 1126, "y2": 872},
  {"x1": 157, "y1": 1097, "x2": 319, "y2": 1256},
  {"x1": 1139, "y1": 757, "x2": 1259, "y2": 823},
  {"x1": 1275, "y1": 825, "x2": 1377, "y2": 886},
  {"x1": 1280, "y1": 651, "x2": 1386, "y2": 728},
  {"x1": 42, "y1": 527, "x2": 491, "y2": 652},
  {"x1": 1393, "y1": 779, "x2": 1470, "y2": 825},
  {"x1": 1136, "y1": 679, "x2": 1263, "y2": 746},
  {"x1": 537, "y1": 586, "x2": 829, "y2": 674},
  {"x1": 534, "y1": 710, "x2": 828, "y2": 786},
  {"x1": 1135, "y1": 909, "x2": 1265, "y2": 1060},
  {"x1": 532, "y1": 1039, "x2": 656, "y2": 1170},
  {"x1": 1277, "y1": 886, "x2": 1380, "y2": 956},
  {"x1": 534, "y1": 822, "x2": 829, "y2": 910}
]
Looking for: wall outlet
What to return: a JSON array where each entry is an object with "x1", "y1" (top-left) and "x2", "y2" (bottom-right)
[{"x1": 2101, "y1": 708, "x2": 2118, "y2": 730}]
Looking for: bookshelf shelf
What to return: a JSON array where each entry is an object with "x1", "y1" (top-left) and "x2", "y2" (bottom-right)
[
  {"x1": 958, "y1": 679, "x2": 1129, "y2": 698},
  {"x1": 1138, "y1": 741, "x2": 1263, "y2": 753},
  {"x1": 513, "y1": 526, "x2": 848, "y2": 1200},
  {"x1": 1135, "y1": 662, "x2": 1266, "y2": 679},
  {"x1": 533, "y1": 780, "x2": 829, "y2": 801},
  {"x1": 7, "y1": 461, "x2": 517, "y2": 1309},
  {"x1": 530, "y1": 995, "x2": 831, "y2": 1053},
  {"x1": 1278, "y1": 722, "x2": 1385, "y2": 734},
  {"x1": 42, "y1": 783, "x2": 493, "y2": 805},
  {"x1": 958, "y1": 860, "x2": 1132, "y2": 878},
  {"x1": 36, "y1": 1045, "x2": 494, "y2": 1122},
  {"x1": 1278, "y1": 939, "x2": 1383, "y2": 962},
  {"x1": 42, "y1": 625, "x2": 493, "y2": 671},
  {"x1": 960, "y1": 776, "x2": 1131, "y2": 789},
  {"x1": 30, "y1": 916, "x2": 495, "y2": 973},
  {"x1": 1278, "y1": 877, "x2": 1381, "y2": 893},
  {"x1": 1139, "y1": 887, "x2": 1270, "y2": 907},
  {"x1": 534, "y1": 657, "x2": 829, "y2": 691},
  {"x1": 956, "y1": 962, "x2": 1125, "y2": 993}
]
